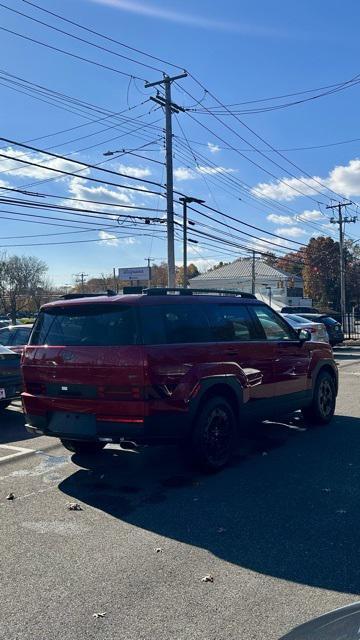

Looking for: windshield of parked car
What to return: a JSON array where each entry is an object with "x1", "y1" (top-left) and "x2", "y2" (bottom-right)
[{"x1": 30, "y1": 304, "x2": 138, "y2": 346}]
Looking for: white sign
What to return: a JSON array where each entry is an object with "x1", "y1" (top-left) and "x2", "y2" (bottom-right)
[{"x1": 118, "y1": 267, "x2": 150, "y2": 281}]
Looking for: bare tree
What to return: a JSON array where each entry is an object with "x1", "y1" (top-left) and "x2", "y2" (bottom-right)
[{"x1": 0, "y1": 253, "x2": 48, "y2": 323}]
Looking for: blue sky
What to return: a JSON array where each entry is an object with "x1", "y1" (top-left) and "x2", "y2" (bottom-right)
[{"x1": 1, "y1": 0, "x2": 360, "y2": 285}]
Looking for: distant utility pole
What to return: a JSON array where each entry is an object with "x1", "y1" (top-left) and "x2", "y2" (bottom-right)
[
  {"x1": 74, "y1": 272, "x2": 88, "y2": 294},
  {"x1": 327, "y1": 201, "x2": 357, "y2": 326},
  {"x1": 179, "y1": 196, "x2": 204, "y2": 288},
  {"x1": 145, "y1": 257, "x2": 153, "y2": 288},
  {"x1": 145, "y1": 73, "x2": 188, "y2": 288},
  {"x1": 251, "y1": 251, "x2": 256, "y2": 295}
]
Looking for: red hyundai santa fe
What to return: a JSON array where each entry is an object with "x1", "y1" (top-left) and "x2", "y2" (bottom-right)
[{"x1": 22, "y1": 288, "x2": 338, "y2": 471}]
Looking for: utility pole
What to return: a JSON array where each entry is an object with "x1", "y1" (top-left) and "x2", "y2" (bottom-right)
[
  {"x1": 327, "y1": 201, "x2": 356, "y2": 327},
  {"x1": 251, "y1": 251, "x2": 256, "y2": 295},
  {"x1": 145, "y1": 73, "x2": 187, "y2": 287},
  {"x1": 74, "y1": 272, "x2": 88, "y2": 294},
  {"x1": 113, "y1": 267, "x2": 118, "y2": 293},
  {"x1": 179, "y1": 196, "x2": 204, "y2": 288},
  {"x1": 145, "y1": 257, "x2": 153, "y2": 288}
]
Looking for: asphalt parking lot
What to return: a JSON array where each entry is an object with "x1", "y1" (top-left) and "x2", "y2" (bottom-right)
[{"x1": 1, "y1": 346, "x2": 359, "y2": 640}]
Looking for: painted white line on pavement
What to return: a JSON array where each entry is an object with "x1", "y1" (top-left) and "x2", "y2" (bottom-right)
[{"x1": 0, "y1": 444, "x2": 35, "y2": 462}]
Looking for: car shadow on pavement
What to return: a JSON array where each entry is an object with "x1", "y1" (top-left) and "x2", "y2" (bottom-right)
[
  {"x1": 59, "y1": 413, "x2": 360, "y2": 595},
  {"x1": 0, "y1": 403, "x2": 37, "y2": 444}
]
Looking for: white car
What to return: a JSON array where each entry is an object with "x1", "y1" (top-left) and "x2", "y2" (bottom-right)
[{"x1": 281, "y1": 313, "x2": 329, "y2": 343}]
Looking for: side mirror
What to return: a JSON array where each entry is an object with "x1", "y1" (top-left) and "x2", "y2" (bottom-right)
[{"x1": 298, "y1": 328, "x2": 311, "y2": 343}]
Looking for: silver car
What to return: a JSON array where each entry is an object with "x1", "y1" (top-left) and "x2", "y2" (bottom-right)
[{"x1": 281, "y1": 313, "x2": 329, "y2": 343}]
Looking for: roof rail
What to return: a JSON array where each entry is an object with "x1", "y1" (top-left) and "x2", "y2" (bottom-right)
[
  {"x1": 122, "y1": 286, "x2": 144, "y2": 294},
  {"x1": 60, "y1": 289, "x2": 117, "y2": 300},
  {"x1": 142, "y1": 287, "x2": 256, "y2": 299}
]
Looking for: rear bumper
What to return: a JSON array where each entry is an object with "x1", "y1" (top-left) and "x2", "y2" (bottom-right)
[
  {"x1": 24, "y1": 410, "x2": 189, "y2": 444},
  {"x1": 0, "y1": 376, "x2": 22, "y2": 401}
]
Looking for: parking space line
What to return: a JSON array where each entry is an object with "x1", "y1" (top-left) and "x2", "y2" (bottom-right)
[{"x1": 0, "y1": 444, "x2": 36, "y2": 462}]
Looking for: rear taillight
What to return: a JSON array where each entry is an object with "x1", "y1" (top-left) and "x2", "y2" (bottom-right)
[{"x1": 97, "y1": 416, "x2": 143, "y2": 424}]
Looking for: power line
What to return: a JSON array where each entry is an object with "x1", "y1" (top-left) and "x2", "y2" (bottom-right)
[
  {"x1": 1, "y1": 0, "x2": 162, "y2": 74},
  {"x1": 0, "y1": 24, "x2": 148, "y2": 81},
  {"x1": 19, "y1": 0, "x2": 185, "y2": 72},
  {"x1": 0, "y1": 188, "x2": 166, "y2": 212},
  {"x1": 185, "y1": 76, "x2": 360, "y2": 210}
]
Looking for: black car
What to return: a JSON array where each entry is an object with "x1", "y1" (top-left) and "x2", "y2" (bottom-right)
[
  {"x1": 0, "y1": 345, "x2": 22, "y2": 410},
  {"x1": 299, "y1": 314, "x2": 344, "y2": 345},
  {"x1": 281, "y1": 306, "x2": 319, "y2": 314}
]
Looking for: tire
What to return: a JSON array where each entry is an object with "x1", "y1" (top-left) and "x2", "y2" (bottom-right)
[
  {"x1": 189, "y1": 396, "x2": 237, "y2": 472},
  {"x1": 60, "y1": 439, "x2": 105, "y2": 455},
  {"x1": 0, "y1": 400, "x2": 11, "y2": 411},
  {"x1": 302, "y1": 371, "x2": 336, "y2": 426}
]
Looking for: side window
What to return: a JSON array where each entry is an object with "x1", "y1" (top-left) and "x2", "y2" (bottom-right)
[
  {"x1": 141, "y1": 304, "x2": 211, "y2": 344},
  {"x1": 13, "y1": 328, "x2": 31, "y2": 345},
  {"x1": 0, "y1": 329, "x2": 11, "y2": 346},
  {"x1": 252, "y1": 306, "x2": 297, "y2": 341},
  {"x1": 208, "y1": 304, "x2": 257, "y2": 342}
]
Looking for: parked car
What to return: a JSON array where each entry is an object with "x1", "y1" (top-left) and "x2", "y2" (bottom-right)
[
  {"x1": 0, "y1": 345, "x2": 22, "y2": 411},
  {"x1": 281, "y1": 314, "x2": 329, "y2": 343},
  {"x1": 0, "y1": 324, "x2": 33, "y2": 354},
  {"x1": 280, "y1": 601, "x2": 360, "y2": 639},
  {"x1": 22, "y1": 289, "x2": 338, "y2": 471},
  {"x1": 281, "y1": 306, "x2": 319, "y2": 314},
  {"x1": 299, "y1": 314, "x2": 344, "y2": 346}
]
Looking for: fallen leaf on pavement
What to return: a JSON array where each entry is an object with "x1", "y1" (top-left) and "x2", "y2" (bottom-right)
[
  {"x1": 154, "y1": 547, "x2": 163, "y2": 553},
  {"x1": 68, "y1": 502, "x2": 82, "y2": 511},
  {"x1": 6, "y1": 492, "x2": 15, "y2": 501},
  {"x1": 201, "y1": 575, "x2": 214, "y2": 583},
  {"x1": 93, "y1": 612, "x2": 106, "y2": 619}
]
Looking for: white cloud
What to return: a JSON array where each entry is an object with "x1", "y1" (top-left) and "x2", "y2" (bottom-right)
[
  {"x1": 99, "y1": 231, "x2": 119, "y2": 246},
  {"x1": 197, "y1": 165, "x2": 236, "y2": 175},
  {"x1": 267, "y1": 214, "x2": 293, "y2": 225},
  {"x1": 296, "y1": 209, "x2": 323, "y2": 222},
  {"x1": 117, "y1": 164, "x2": 151, "y2": 179},
  {"x1": 88, "y1": 0, "x2": 286, "y2": 37},
  {"x1": 249, "y1": 236, "x2": 292, "y2": 254},
  {"x1": 0, "y1": 147, "x2": 84, "y2": 180},
  {"x1": 207, "y1": 143, "x2": 221, "y2": 154},
  {"x1": 66, "y1": 177, "x2": 133, "y2": 215},
  {"x1": 275, "y1": 226, "x2": 306, "y2": 238},
  {"x1": 174, "y1": 167, "x2": 196, "y2": 181},
  {"x1": 252, "y1": 176, "x2": 319, "y2": 202},
  {"x1": 252, "y1": 158, "x2": 360, "y2": 202},
  {"x1": 174, "y1": 165, "x2": 236, "y2": 181}
]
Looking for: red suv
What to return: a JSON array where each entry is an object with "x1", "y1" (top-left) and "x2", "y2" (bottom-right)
[{"x1": 22, "y1": 289, "x2": 338, "y2": 471}]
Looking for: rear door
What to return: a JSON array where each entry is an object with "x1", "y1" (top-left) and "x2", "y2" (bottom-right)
[
  {"x1": 23, "y1": 303, "x2": 145, "y2": 419},
  {"x1": 206, "y1": 302, "x2": 277, "y2": 402},
  {"x1": 250, "y1": 305, "x2": 310, "y2": 405}
]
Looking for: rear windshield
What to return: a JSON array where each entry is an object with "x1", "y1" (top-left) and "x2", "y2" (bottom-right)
[
  {"x1": 322, "y1": 316, "x2": 339, "y2": 326},
  {"x1": 283, "y1": 314, "x2": 308, "y2": 324},
  {"x1": 30, "y1": 304, "x2": 138, "y2": 346}
]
